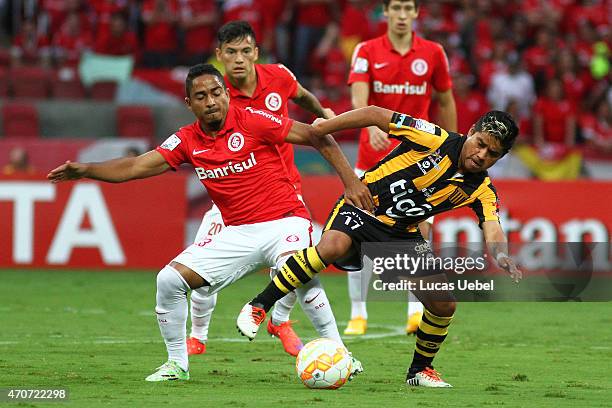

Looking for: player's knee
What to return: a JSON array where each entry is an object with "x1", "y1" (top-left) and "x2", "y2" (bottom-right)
[
  {"x1": 315, "y1": 231, "x2": 352, "y2": 264},
  {"x1": 156, "y1": 265, "x2": 190, "y2": 299},
  {"x1": 430, "y1": 300, "x2": 456, "y2": 317}
]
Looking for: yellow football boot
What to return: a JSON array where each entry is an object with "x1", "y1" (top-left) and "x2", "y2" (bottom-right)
[
  {"x1": 406, "y1": 311, "x2": 423, "y2": 335},
  {"x1": 344, "y1": 316, "x2": 367, "y2": 335}
]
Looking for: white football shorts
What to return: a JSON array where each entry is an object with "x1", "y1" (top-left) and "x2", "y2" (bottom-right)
[{"x1": 174, "y1": 216, "x2": 313, "y2": 295}]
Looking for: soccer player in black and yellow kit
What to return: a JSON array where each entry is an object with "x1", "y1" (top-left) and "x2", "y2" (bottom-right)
[{"x1": 237, "y1": 106, "x2": 522, "y2": 387}]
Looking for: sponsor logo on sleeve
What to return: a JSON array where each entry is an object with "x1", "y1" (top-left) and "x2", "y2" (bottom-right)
[
  {"x1": 264, "y1": 92, "x2": 282, "y2": 111},
  {"x1": 353, "y1": 57, "x2": 369, "y2": 74},
  {"x1": 414, "y1": 119, "x2": 436, "y2": 134},
  {"x1": 160, "y1": 134, "x2": 181, "y2": 151},
  {"x1": 227, "y1": 132, "x2": 245, "y2": 152},
  {"x1": 245, "y1": 106, "x2": 282, "y2": 125},
  {"x1": 411, "y1": 58, "x2": 429, "y2": 76}
]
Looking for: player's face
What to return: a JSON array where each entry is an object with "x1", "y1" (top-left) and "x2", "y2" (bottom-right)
[
  {"x1": 216, "y1": 36, "x2": 259, "y2": 81},
  {"x1": 384, "y1": 0, "x2": 419, "y2": 36},
  {"x1": 459, "y1": 130, "x2": 504, "y2": 173},
  {"x1": 185, "y1": 74, "x2": 229, "y2": 130}
]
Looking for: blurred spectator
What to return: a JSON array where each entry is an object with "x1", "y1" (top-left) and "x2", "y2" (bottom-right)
[
  {"x1": 90, "y1": 0, "x2": 132, "y2": 39},
  {"x1": 508, "y1": 15, "x2": 530, "y2": 54},
  {"x1": 222, "y1": 0, "x2": 263, "y2": 49},
  {"x1": 451, "y1": 73, "x2": 490, "y2": 135},
  {"x1": 178, "y1": 0, "x2": 218, "y2": 65},
  {"x1": 505, "y1": 99, "x2": 533, "y2": 142},
  {"x1": 339, "y1": 0, "x2": 383, "y2": 63},
  {"x1": 94, "y1": 11, "x2": 138, "y2": 57},
  {"x1": 487, "y1": 54, "x2": 535, "y2": 118},
  {"x1": 419, "y1": 1, "x2": 457, "y2": 37},
  {"x1": 556, "y1": 48, "x2": 593, "y2": 110},
  {"x1": 523, "y1": 27, "x2": 558, "y2": 90},
  {"x1": 477, "y1": 39, "x2": 510, "y2": 91},
  {"x1": 141, "y1": 0, "x2": 179, "y2": 68},
  {"x1": 292, "y1": 0, "x2": 340, "y2": 82},
  {"x1": 521, "y1": 0, "x2": 564, "y2": 30},
  {"x1": 260, "y1": 0, "x2": 293, "y2": 61},
  {"x1": 39, "y1": 0, "x2": 71, "y2": 36},
  {"x1": 533, "y1": 77, "x2": 576, "y2": 148},
  {"x1": 581, "y1": 98, "x2": 612, "y2": 154},
  {"x1": 10, "y1": 19, "x2": 52, "y2": 66},
  {"x1": 572, "y1": 20, "x2": 599, "y2": 68},
  {"x1": 53, "y1": 11, "x2": 93, "y2": 66},
  {"x1": 2, "y1": 147, "x2": 36, "y2": 175}
]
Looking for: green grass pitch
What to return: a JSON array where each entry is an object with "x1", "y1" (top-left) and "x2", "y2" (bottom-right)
[{"x1": 1, "y1": 269, "x2": 610, "y2": 407}]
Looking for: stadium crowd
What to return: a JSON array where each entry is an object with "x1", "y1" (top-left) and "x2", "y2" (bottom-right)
[{"x1": 0, "y1": 0, "x2": 610, "y2": 168}]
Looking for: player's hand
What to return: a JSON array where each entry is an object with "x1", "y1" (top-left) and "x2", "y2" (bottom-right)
[
  {"x1": 344, "y1": 180, "x2": 375, "y2": 213},
  {"x1": 47, "y1": 161, "x2": 87, "y2": 183},
  {"x1": 497, "y1": 255, "x2": 522, "y2": 283},
  {"x1": 368, "y1": 127, "x2": 391, "y2": 151},
  {"x1": 322, "y1": 108, "x2": 336, "y2": 119}
]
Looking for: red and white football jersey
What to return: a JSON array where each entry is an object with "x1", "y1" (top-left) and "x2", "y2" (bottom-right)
[
  {"x1": 348, "y1": 33, "x2": 452, "y2": 170},
  {"x1": 226, "y1": 63, "x2": 304, "y2": 194},
  {"x1": 156, "y1": 105, "x2": 309, "y2": 226}
]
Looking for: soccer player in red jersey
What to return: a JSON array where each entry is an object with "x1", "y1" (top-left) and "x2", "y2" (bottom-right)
[
  {"x1": 186, "y1": 21, "x2": 337, "y2": 358},
  {"x1": 345, "y1": 0, "x2": 458, "y2": 335},
  {"x1": 47, "y1": 63, "x2": 371, "y2": 381}
]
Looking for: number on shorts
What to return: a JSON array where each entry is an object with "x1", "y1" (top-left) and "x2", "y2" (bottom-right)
[{"x1": 207, "y1": 222, "x2": 223, "y2": 236}]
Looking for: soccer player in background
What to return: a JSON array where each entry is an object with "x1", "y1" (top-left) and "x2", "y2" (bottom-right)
[
  {"x1": 237, "y1": 107, "x2": 521, "y2": 387},
  {"x1": 48, "y1": 64, "x2": 372, "y2": 381},
  {"x1": 345, "y1": 0, "x2": 457, "y2": 335},
  {"x1": 187, "y1": 21, "x2": 337, "y2": 358}
]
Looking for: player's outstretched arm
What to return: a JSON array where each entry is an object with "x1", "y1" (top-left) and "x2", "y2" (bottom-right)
[
  {"x1": 285, "y1": 121, "x2": 374, "y2": 212},
  {"x1": 482, "y1": 220, "x2": 522, "y2": 283},
  {"x1": 47, "y1": 150, "x2": 170, "y2": 184},
  {"x1": 312, "y1": 105, "x2": 394, "y2": 136}
]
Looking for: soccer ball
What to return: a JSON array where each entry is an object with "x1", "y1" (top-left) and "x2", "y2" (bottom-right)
[{"x1": 295, "y1": 338, "x2": 352, "y2": 389}]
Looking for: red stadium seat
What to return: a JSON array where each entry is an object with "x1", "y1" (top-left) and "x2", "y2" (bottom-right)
[
  {"x1": 116, "y1": 105, "x2": 155, "y2": 141},
  {"x1": 51, "y1": 68, "x2": 86, "y2": 99},
  {"x1": 8, "y1": 66, "x2": 50, "y2": 99},
  {"x1": 90, "y1": 81, "x2": 118, "y2": 100},
  {"x1": 1, "y1": 103, "x2": 41, "y2": 138}
]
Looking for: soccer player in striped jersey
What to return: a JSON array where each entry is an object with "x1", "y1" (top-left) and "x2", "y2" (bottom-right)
[{"x1": 237, "y1": 106, "x2": 522, "y2": 387}]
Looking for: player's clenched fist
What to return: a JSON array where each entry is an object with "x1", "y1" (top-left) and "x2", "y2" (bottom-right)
[{"x1": 47, "y1": 161, "x2": 87, "y2": 183}]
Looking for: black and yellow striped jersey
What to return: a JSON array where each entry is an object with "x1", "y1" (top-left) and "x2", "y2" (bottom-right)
[{"x1": 361, "y1": 112, "x2": 500, "y2": 232}]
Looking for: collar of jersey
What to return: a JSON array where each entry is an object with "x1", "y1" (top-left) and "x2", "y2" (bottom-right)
[
  {"x1": 383, "y1": 32, "x2": 423, "y2": 55},
  {"x1": 226, "y1": 64, "x2": 268, "y2": 100}
]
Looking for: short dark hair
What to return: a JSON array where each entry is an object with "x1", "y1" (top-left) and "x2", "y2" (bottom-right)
[
  {"x1": 474, "y1": 111, "x2": 519, "y2": 155},
  {"x1": 383, "y1": 0, "x2": 419, "y2": 8},
  {"x1": 185, "y1": 63, "x2": 226, "y2": 97},
  {"x1": 217, "y1": 20, "x2": 257, "y2": 47}
]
